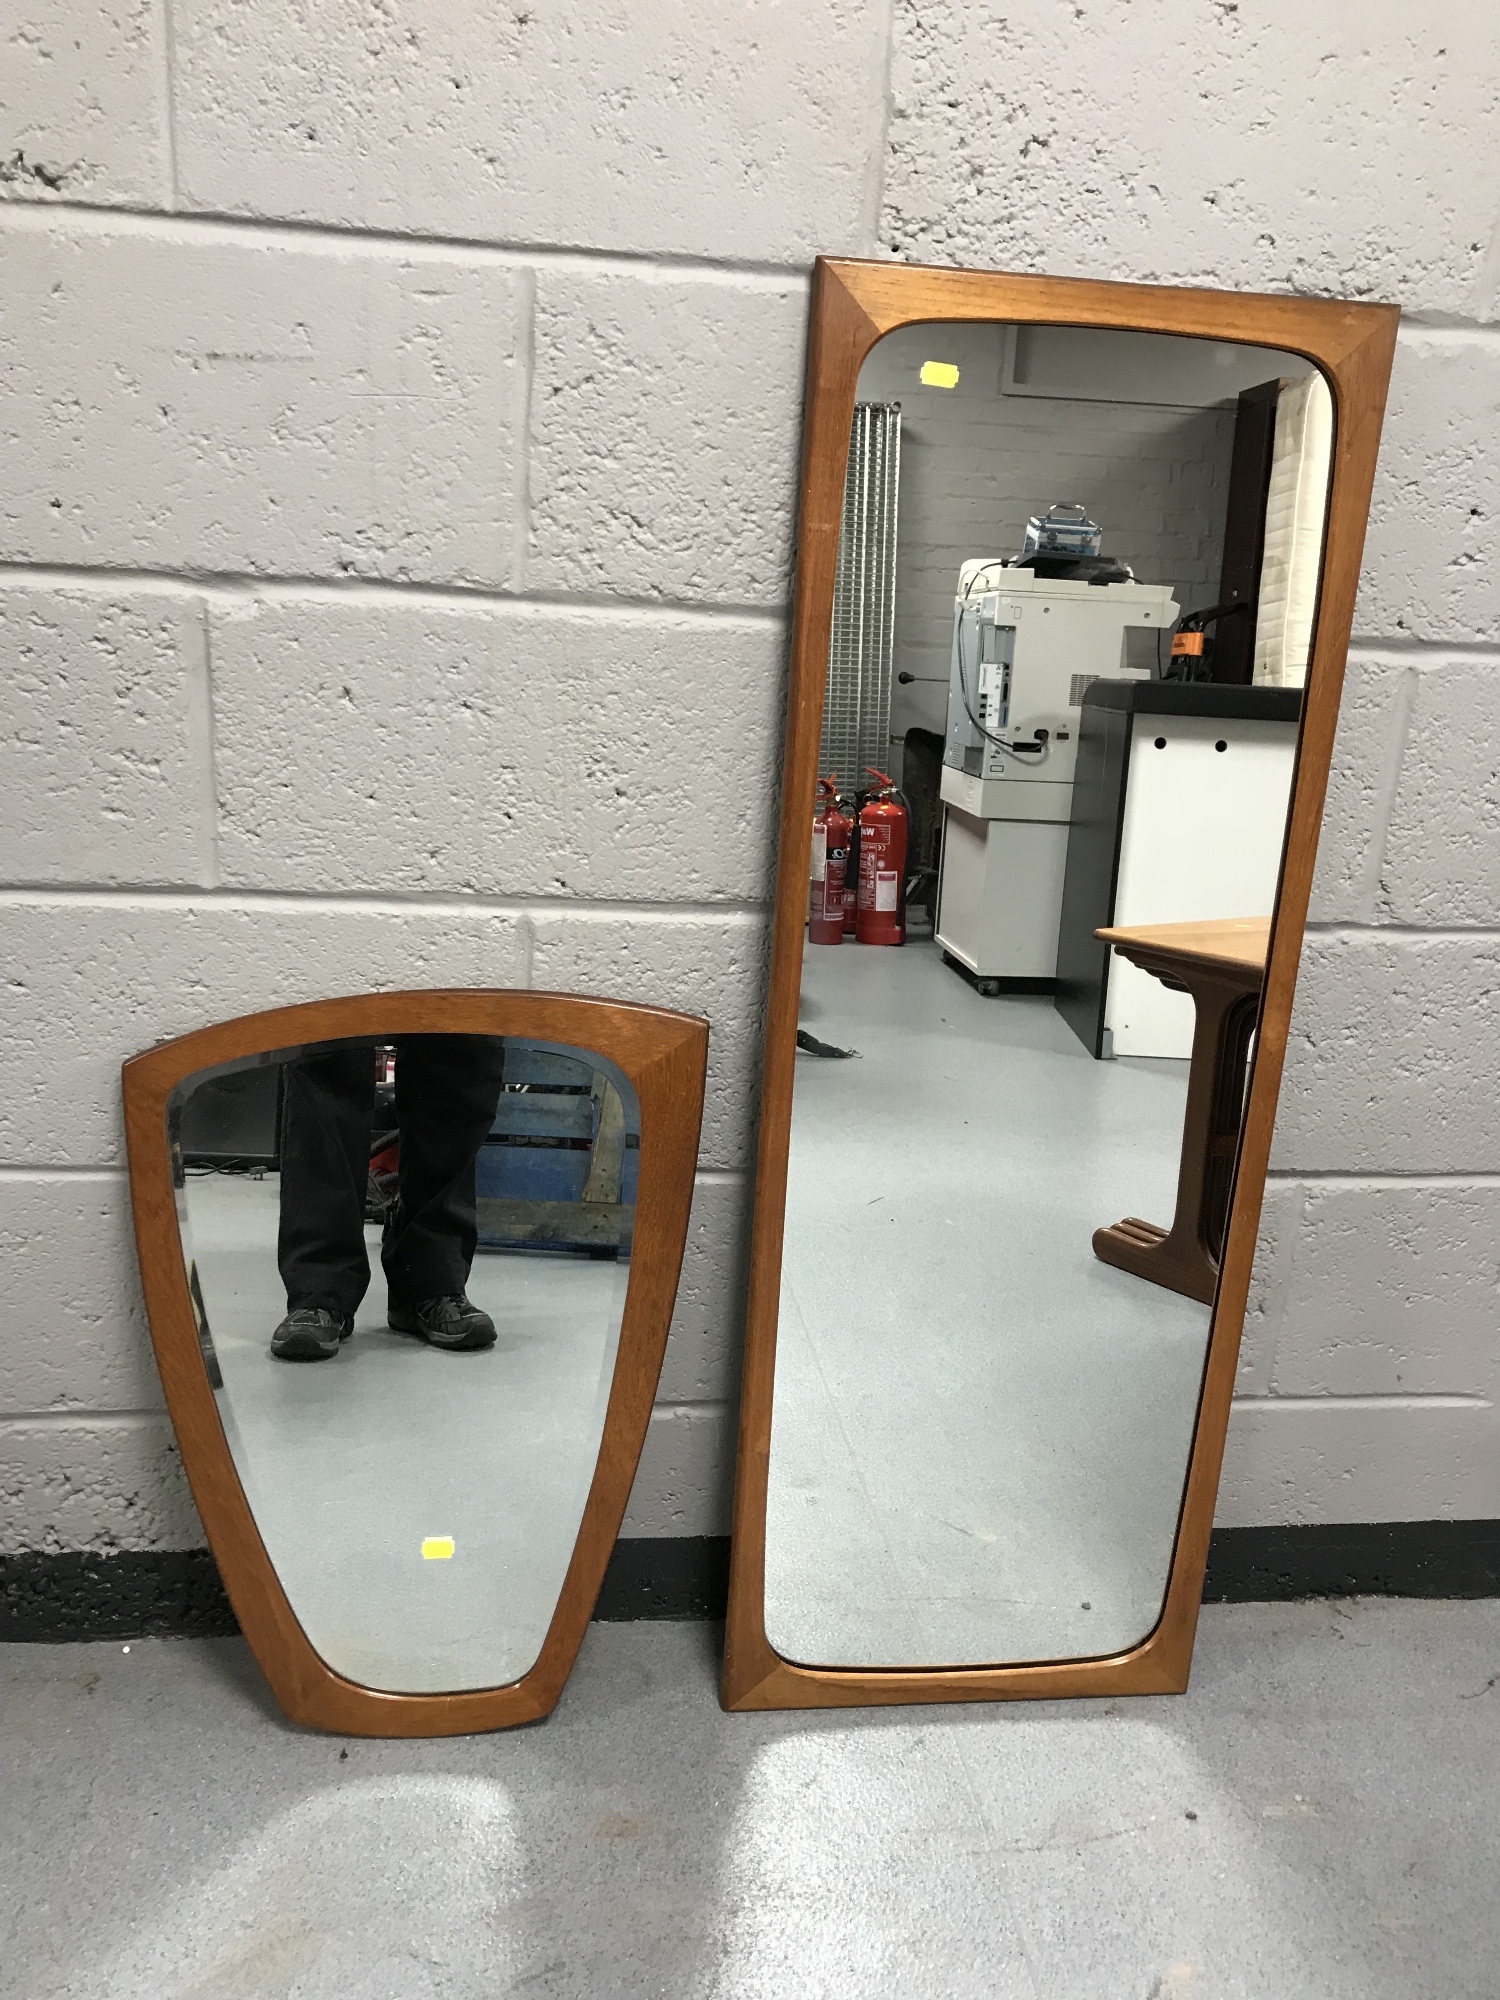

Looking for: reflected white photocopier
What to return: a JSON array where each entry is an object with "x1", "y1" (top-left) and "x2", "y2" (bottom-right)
[{"x1": 935, "y1": 506, "x2": 1179, "y2": 984}]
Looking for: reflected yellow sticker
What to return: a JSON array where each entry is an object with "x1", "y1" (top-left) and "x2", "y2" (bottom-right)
[
  {"x1": 920, "y1": 360, "x2": 960, "y2": 388},
  {"x1": 421, "y1": 1536, "x2": 456, "y2": 1560}
]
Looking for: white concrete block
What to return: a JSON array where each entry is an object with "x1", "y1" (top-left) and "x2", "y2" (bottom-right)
[
  {"x1": 1377, "y1": 653, "x2": 1500, "y2": 925},
  {"x1": 1, "y1": 586, "x2": 210, "y2": 886},
  {"x1": 1305, "y1": 654, "x2": 1411, "y2": 927},
  {"x1": 528, "y1": 271, "x2": 807, "y2": 605},
  {"x1": 1248, "y1": 1177, "x2": 1500, "y2": 1399},
  {"x1": 657, "y1": 1177, "x2": 750, "y2": 1405},
  {"x1": 0, "y1": 1415, "x2": 203, "y2": 1551},
  {"x1": 2, "y1": 223, "x2": 520, "y2": 586},
  {"x1": 1357, "y1": 333, "x2": 1500, "y2": 646},
  {"x1": 0, "y1": 1175, "x2": 161, "y2": 1414},
  {"x1": 0, "y1": 900, "x2": 529, "y2": 1166},
  {"x1": 881, "y1": 0, "x2": 1500, "y2": 318},
  {"x1": 1272, "y1": 935, "x2": 1500, "y2": 1175},
  {"x1": 210, "y1": 599, "x2": 783, "y2": 900},
  {"x1": 1217, "y1": 1399, "x2": 1500, "y2": 1527},
  {"x1": 620, "y1": 1402, "x2": 735, "y2": 1538},
  {"x1": 529, "y1": 912, "x2": 769, "y2": 1175},
  {"x1": 172, "y1": 0, "x2": 888, "y2": 263},
  {"x1": 1, "y1": 0, "x2": 167, "y2": 209},
  {"x1": 1237, "y1": 1180, "x2": 1293, "y2": 1399}
]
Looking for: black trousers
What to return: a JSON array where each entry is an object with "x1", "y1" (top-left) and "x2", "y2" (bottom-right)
[{"x1": 277, "y1": 1035, "x2": 507, "y2": 1318}]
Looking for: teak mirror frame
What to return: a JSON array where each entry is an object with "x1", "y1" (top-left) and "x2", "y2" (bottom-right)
[
  {"x1": 124, "y1": 990, "x2": 708, "y2": 1737},
  {"x1": 722, "y1": 257, "x2": 1399, "y2": 1713}
]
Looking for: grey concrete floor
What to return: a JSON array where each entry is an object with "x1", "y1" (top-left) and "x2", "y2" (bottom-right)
[
  {"x1": 184, "y1": 1174, "x2": 626, "y2": 1693},
  {"x1": 3, "y1": 1601, "x2": 1498, "y2": 1999},
  {"x1": 770, "y1": 940, "x2": 1211, "y2": 1668}
]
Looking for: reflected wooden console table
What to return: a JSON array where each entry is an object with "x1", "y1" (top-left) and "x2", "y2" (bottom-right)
[{"x1": 1092, "y1": 917, "x2": 1270, "y2": 1306}]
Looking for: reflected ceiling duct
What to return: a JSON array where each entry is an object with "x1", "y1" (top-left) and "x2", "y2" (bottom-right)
[
  {"x1": 1253, "y1": 370, "x2": 1335, "y2": 689},
  {"x1": 821, "y1": 401, "x2": 901, "y2": 792}
]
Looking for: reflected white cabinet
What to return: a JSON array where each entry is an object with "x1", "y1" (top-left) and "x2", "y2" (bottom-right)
[{"x1": 1055, "y1": 681, "x2": 1302, "y2": 1059}]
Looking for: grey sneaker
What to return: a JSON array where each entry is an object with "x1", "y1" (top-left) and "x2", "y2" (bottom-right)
[
  {"x1": 388, "y1": 1294, "x2": 496, "y2": 1351},
  {"x1": 270, "y1": 1306, "x2": 354, "y2": 1362}
]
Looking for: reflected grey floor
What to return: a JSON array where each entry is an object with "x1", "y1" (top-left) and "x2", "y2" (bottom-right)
[
  {"x1": 185, "y1": 1175, "x2": 626, "y2": 1693},
  {"x1": 767, "y1": 941, "x2": 1211, "y2": 1668},
  {"x1": 5, "y1": 1605, "x2": 1499, "y2": 2000}
]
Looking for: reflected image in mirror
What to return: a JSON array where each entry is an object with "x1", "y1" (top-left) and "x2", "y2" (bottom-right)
[
  {"x1": 767, "y1": 321, "x2": 1329, "y2": 1670},
  {"x1": 170, "y1": 1035, "x2": 639, "y2": 1695}
]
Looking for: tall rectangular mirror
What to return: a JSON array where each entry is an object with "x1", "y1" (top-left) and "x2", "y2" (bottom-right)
[{"x1": 724, "y1": 261, "x2": 1397, "y2": 1710}]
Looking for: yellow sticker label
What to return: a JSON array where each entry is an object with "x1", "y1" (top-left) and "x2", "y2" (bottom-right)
[
  {"x1": 421, "y1": 1536, "x2": 456, "y2": 1560},
  {"x1": 919, "y1": 360, "x2": 960, "y2": 389}
]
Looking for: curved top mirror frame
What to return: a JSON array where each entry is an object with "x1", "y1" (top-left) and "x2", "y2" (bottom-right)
[
  {"x1": 723, "y1": 257, "x2": 1399, "y2": 1713},
  {"x1": 124, "y1": 988, "x2": 708, "y2": 1737}
]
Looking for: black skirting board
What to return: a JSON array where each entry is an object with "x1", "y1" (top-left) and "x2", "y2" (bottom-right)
[{"x1": 3, "y1": 1526, "x2": 1498, "y2": 1643}]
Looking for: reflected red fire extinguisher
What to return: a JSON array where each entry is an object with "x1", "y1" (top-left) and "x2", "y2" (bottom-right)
[
  {"x1": 809, "y1": 775, "x2": 851, "y2": 946},
  {"x1": 855, "y1": 769, "x2": 908, "y2": 947}
]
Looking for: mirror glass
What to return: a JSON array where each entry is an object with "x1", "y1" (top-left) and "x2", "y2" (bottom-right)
[
  {"x1": 768, "y1": 320, "x2": 1330, "y2": 1667},
  {"x1": 169, "y1": 1033, "x2": 639, "y2": 1693}
]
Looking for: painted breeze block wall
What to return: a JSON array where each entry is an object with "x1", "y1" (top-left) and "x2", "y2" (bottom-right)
[{"x1": 3, "y1": 0, "x2": 1497, "y2": 1562}]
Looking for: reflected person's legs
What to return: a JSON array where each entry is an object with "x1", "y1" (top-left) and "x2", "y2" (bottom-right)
[
  {"x1": 273, "y1": 1044, "x2": 378, "y2": 1359},
  {"x1": 383, "y1": 1035, "x2": 507, "y2": 1351}
]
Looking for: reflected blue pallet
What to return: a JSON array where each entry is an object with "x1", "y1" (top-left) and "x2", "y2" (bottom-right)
[
  {"x1": 502, "y1": 1045, "x2": 597, "y2": 1090},
  {"x1": 491, "y1": 1093, "x2": 598, "y2": 1143},
  {"x1": 476, "y1": 1143, "x2": 590, "y2": 1204}
]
